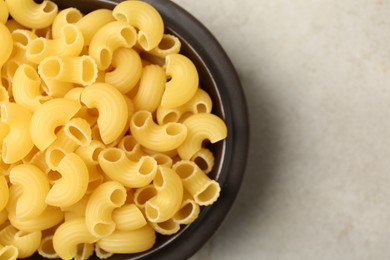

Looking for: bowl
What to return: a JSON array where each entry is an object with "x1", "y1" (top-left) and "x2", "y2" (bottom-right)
[{"x1": 38, "y1": 0, "x2": 249, "y2": 259}]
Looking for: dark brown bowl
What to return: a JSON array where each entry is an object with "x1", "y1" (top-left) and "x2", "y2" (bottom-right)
[{"x1": 37, "y1": 0, "x2": 249, "y2": 259}]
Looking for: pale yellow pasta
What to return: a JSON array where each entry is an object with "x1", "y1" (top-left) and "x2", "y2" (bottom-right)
[
  {"x1": 51, "y1": 7, "x2": 83, "y2": 39},
  {"x1": 89, "y1": 21, "x2": 137, "y2": 70},
  {"x1": 74, "y1": 243, "x2": 94, "y2": 260},
  {"x1": 38, "y1": 55, "x2": 98, "y2": 86},
  {"x1": 172, "y1": 191, "x2": 200, "y2": 225},
  {"x1": 5, "y1": 0, "x2": 58, "y2": 29},
  {"x1": 95, "y1": 244, "x2": 113, "y2": 259},
  {"x1": 147, "y1": 34, "x2": 181, "y2": 58},
  {"x1": 38, "y1": 235, "x2": 59, "y2": 259},
  {"x1": 190, "y1": 147, "x2": 214, "y2": 174},
  {"x1": 30, "y1": 98, "x2": 81, "y2": 151},
  {"x1": 99, "y1": 148, "x2": 157, "y2": 188},
  {"x1": 12, "y1": 64, "x2": 50, "y2": 111},
  {"x1": 52, "y1": 218, "x2": 98, "y2": 260},
  {"x1": 85, "y1": 165, "x2": 104, "y2": 195},
  {"x1": 10, "y1": 29, "x2": 38, "y2": 70},
  {"x1": 85, "y1": 181, "x2": 127, "y2": 238},
  {"x1": 151, "y1": 153, "x2": 173, "y2": 167},
  {"x1": 112, "y1": 204, "x2": 147, "y2": 231},
  {"x1": 157, "y1": 88, "x2": 212, "y2": 124},
  {"x1": 0, "y1": 224, "x2": 41, "y2": 258},
  {"x1": 130, "y1": 110, "x2": 187, "y2": 152},
  {"x1": 81, "y1": 83, "x2": 128, "y2": 144},
  {"x1": 150, "y1": 218, "x2": 180, "y2": 235},
  {"x1": 0, "y1": 23, "x2": 12, "y2": 70},
  {"x1": 113, "y1": 0, "x2": 163, "y2": 51},
  {"x1": 97, "y1": 225, "x2": 156, "y2": 254},
  {"x1": 145, "y1": 166, "x2": 183, "y2": 223},
  {"x1": 0, "y1": 243, "x2": 18, "y2": 260},
  {"x1": 75, "y1": 140, "x2": 105, "y2": 167},
  {"x1": 0, "y1": 175, "x2": 8, "y2": 211},
  {"x1": 105, "y1": 48, "x2": 142, "y2": 94},
  {"x1": 63, "y1": 86, "x2": 83, "y2": 102},
  {"x1": 41, "y1": 79, "x2": 74, "y2": 98},
  {"x1": 64, "y1": 117, "x2": 91, "y2": 146},
  {"x1": 178, "y1": 113, "x2": 227, "y2": 160},
  {"x1": 9, "y1": 164, "x2": 49, "y2": 219},
  {"x1": 1, "y1": 103, "x2": 33, "y2": 163},
  {"x1": 117, "y1": 135, "x2": 145, "y2": 161},
  {"x1": 161, "y1": 54, "x2": 198, "y2": 108},
  {"x1": 75, "y1": 9, "x2": 115, "y2": 46},
  {"x1": 27, "y1": 24, "x2": 84, "y2": 64},
  {"x1": 0, "y1": 0, "x2": 8, "y2": 24},
  {"x1": 46, "y1": 153, "x2": 89, "y2": 207},
  {"x1": 173, "y1": 160, "x2": 220, "y2": 206},
  {"x1": 133, "y1": 64, "x2": 166, "y2": 112}
]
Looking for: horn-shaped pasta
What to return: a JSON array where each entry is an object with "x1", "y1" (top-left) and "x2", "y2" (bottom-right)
[
  {"x1": 89, "y1": 21, "x2": 137, "y2": 70},
  {"x1": 177, "y1": 113, "x2": 227, "y2": 160},
  {"x1": 150, "y1": 219, "x2": 180, "y2": 235},
  {"x1": 0, "y1": 23, "x2": 12, "y2": 74},
  {"x1": 27, "y1": 24, "x2": 84, "y2": 64},
  {"x1": 0, "y1": 244, "x2": 18, "y2": 260},
  {"x1": 97, "y1": 225, "x2": 156, "y2": 254},
  {"x1": 85, "y1": 181, "x2": 127, "y2": 238},
  {"x1": 0, "y1": 0, "x2": 8, "y2": 24},
  {"x1": 41, "y1": 79, "x2": 74, "y2": 98},
  {"x1": 0, "y1": 224, "x2": 41, "y2": 258},
  {"x1": 105, "y1": 48, "x2": 142, "y2": 94},
  {"x1": 52, "y1": 218, "x2": 98, "y2": 260},
  {"x1": 112, "y1": 204, "x2": 147, "y2": 231},
  {"x1": 75, "y1": 9, "x2": 115, "y2": 45},
  {"x1": 46, "y1": 153, "x2": 89, "y2": 207},
  {"x1": 133, "y1": 64, "x2": 166, "y2": 112},
  {"x1": 148, "y1": 34, "x2": 181, "y2": 58},
  {"x1": 99, "y1": 148, "x2": 157, "y2": 188},
  {"x1": 133, "y1": 184, "x2": 157, "y2": 209},
  {"x1": 5, "y1": 0, "x2": 58, "y2": 29},
  {"x1": 161, "y1": 54, "x2": 198, "y2": 108},
  {"x1": 173, "y1": 160, "x2": 220, "y2": 206},
  {"x1": 0, "y1": 176, "x2": 8, "y2": 211},
  {"x1": 51, "y1": 7, "x2": 83, "y2": 39},
  {"x1": 12, "y1": 64, "x2": 50, "y2": 111},
  {"x1": 145, "y1": 166, "x2": 183, "y2": 222},
  {"x1": 113, "y1": 0, "x2": 163, "y2": 51},
  {"x1": 1, "y1": 103, "x2": 33, "y2": 163},
  {"x1": 130, "y1": 110, "x2": 187, "y2": 152},
  {"x1": 172, "y1": 191, "x2": 200, "y2": 225},
  {"x1": 38, "y1": 235, "x2": 58, "y2": 259},
  {"x1": 81, "y1": 83, "x2": 128, "y2": 144},
  {"x1": 30, "y1": 98, "x2": 81, "y2": 151},
  {"x1": 64, "y1": 117, "x2": 91, "y2": 146},
  {"x1": 9, "y1": 164, "x2": 50, "y2": 219}
]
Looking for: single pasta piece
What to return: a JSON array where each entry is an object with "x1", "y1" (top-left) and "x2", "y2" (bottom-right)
[
  {"x1": 112, "y1": 204, "x2": 147, "y2": 231},
  {"x1": 97, "y1": 225, "x2": 156, "y2": 254},
  {"x1": 85, "y1": 181, "x2": 127, "y2": 238},
  {"x1": 74, "y1": 243, "x2": 94, "y2": 260},
  {"x1": 0, "y1": 23, "x2": 13, "y2": 75},
  {"x1": 147, "y1": 34, "x2": 181, "y2": 58},
  {"x1": 38, "y1": 235, "x2": 59, "y2": 259},
  {"x1": 0, "y1": 244, "x2": 18, "y2": 260},
  {"x1": 133, "y1": 184, "x2": 157, "y2": 210},
  {"x1": 150, "y1": 218, "x2": 180, "y2": 235},
  {"x1": 64, "y1": 117, "x2": 92, "y2": 147},
  {"x1": 145, "y1": 166, "x2": 183, "y2": 223},
  {"x1": 5, "y1": 0, "x2": 58, "y2": 29},
  {"x1": 95, "y1": 244, "x2": 113, "y2": 259},
  {"x1": 190, "y1": 148, "x2": 215, "y2": 174},
  {"x1": 51, "y1": 7, "x2": 83, "y2": 39},
  {"x1": 161, "y1": 54, "x2": 198, "y2": 108},
  {"x1": 30, "y1": 98, "x2": 81, "y2": 151},
  {"x1": 0, "y1": 0, "x2": 8, "y2": 24},
  {"x1": 130, "y1": 110, "x2": 187, "y2": 152},
  {"x1": 81, "y1": 83, "x2": 128, "y2": 144},
  {"x1": 177, "y1": 113, "x2": 227, "y2": 160},
  {"x1": 52, "y1": 218, "x2": 98, "y2": 260},
  {"x1": 9, "y1": 164, "x2": 50, "y2": 219},
  {"x1": 117, "y1": 135, "x2": 145, "y2": 161},
  {"x1": 0, "y1": 224, "x2": 41, "y2": 258},
  {"x1": 173, "y1": 160, "x2": 220, "y2": 206},
  {"x1": 172, "y1": 191, "x2": 200, "y2": 225},
  {"x1": 1, "y1": 102, "x2": 34, "y2": 163},
  {"x1": 151, "y1": 153, "x2": 173, "y2": 167},
  {"x1": 41, "y1": 79, "x2": 74, "y2": 98},
  {"x1": 0, "y1": 176, "x2": 8, "y2": 211},
  {"x1": 98, "y1": 147, "x2": 157, "y2": 188},
  {"x1": 113, "y1": 0, "x2": 164, "y2": 51}
]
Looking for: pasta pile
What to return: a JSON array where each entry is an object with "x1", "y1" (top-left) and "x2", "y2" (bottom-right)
[{"x1": 0, "y1": 0, "x2": 227, "y2": 259}]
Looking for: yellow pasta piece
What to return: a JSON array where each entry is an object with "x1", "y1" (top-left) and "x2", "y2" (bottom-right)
[
  {"x1": 85, "y1": 181, "x2": 127, "y2": 238},
  {"x1": 113, "y1": 0, "x2": 163, "y2": 51},
  {"x1": 9, "y1": 164, "x2": 50, "y2": 219},
  {"x1": 151, "y1": 153, "x2": 173, "y2": 167},
  {"x1": 64, "y1": 117, "x2": 91, "y2": 147},
  {"x1": 0, "y1": 23, "x2": 12, "y2": 70},
  {"x1": 51, "y1": 7, "x2": 83, "y2": 39},
  {"x1": 112, "y1": 204, "x2": 147, "y2": 231},
  {"x1": 99, "y1": 148, "x2": 157, "y2": 188},
  {"x1": 133, "y1": 64, "x2": 166, "y2": 112},
  {"x1": 81, "y1": 83, "x2": 128, "y2": 144},
  {"x1": 178, "y1": 113, "x2": 227, "y2": 160},
  {"x1": 105, "y1": 48, "x2": 142, "y2": 94},
  {"x1": 130, "y1": 110, "x2": 187, "y2": 152},
  {"x1": 0, "y1": 224, "x2": 41, "y2": 258},
  {"x1": 190, "y1": 147, "x2": 215, "y2": 174},
  {"x1": 147, "y1": 34, "x2": 181, "y2": 58},
  {"x1": 0, "y1": 85, "x2": 8, "y2": 103},
  {"x1": 150, "y1": 218, "x2": 180, "y2": 235},
  {"x1": 52, "y1": 218, "x2": 98, "y2": 260},
  {"x1": 1, "y1": 103, "x2": 33, "y2": 163},
  {"x1": 30, "y1": 98, "x2": 81, "y2": 151},
  {"x1": 145, "y1": 166, "x2": 183, "y2": 223},
  {"x1": 172, "y1": 191, "x2": 200, "y2": 225},
  {"x1": 41, "y1": 79, "x2": 74, "y2": 98},
  {"x1": 173, "y1": 160, "x2": 220, "y2": 206},
  {"x1": 97, "y1": 225, "x2": 156, "y2": 254},
  {"x1": 38, "y1": 235, "x2": 59, "y2": 259},
  {"x1": 117, "y1": 135, "x2": 145, "y2": 161},
  {"x1": 74, "y1": 243, "x2": 94, "y2": 260},
  {"x1": 0, "y1": 0, "x2": 8, "y2": 24},
  {"x1": 5, "y1": 0, "x2": 58, "y2": 29},
  {"x1": 161, "y1": 54, "x2": 199, "y2": 108},
  {"x1": 0, "y1": 244, "x2": 18, "y2": 260},
  {"x1": 95, "y1": 244, "x2": 113, "y2": 259},
  {"x1": 0, "y1": 175, "x2": 8, "y2": 211},
  {"x1": 46, "y1": 153, "x2": 89, "y2": 207},
  {"x1": 75, "y1": 140, "x2": 105, "y2": 167},
  {"x1": 89, "y1": 21, "x2": 137, "y2": 70}
]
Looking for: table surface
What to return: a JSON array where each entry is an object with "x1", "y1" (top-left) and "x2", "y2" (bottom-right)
[{"x1": 171, "y1": 1, "x2": 390, "y2": 260}]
